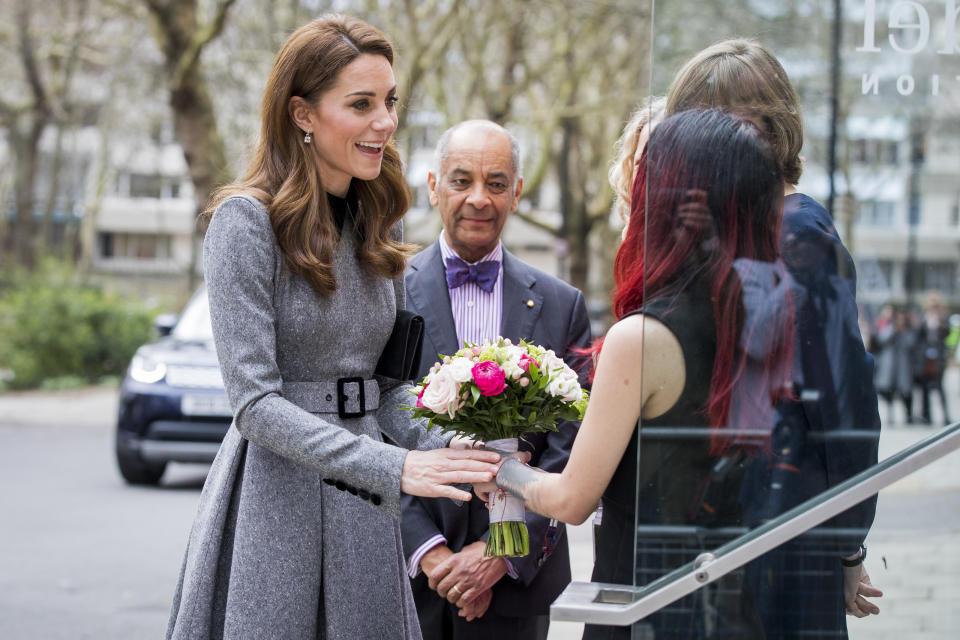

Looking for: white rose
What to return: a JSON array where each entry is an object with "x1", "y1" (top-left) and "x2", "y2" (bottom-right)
[
  {"x1": 420, "y1": 367, "x2": 462, "y2": 417},
  {"x1": 446, "y1": 357, "x2": 475, "y2": 383}
]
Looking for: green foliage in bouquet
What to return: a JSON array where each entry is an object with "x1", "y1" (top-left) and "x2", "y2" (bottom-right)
[{"x1": 487, "y1": 520, "x2": 529, "y2": 557}]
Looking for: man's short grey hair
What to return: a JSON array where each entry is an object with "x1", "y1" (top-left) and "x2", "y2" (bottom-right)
[{"x1": 432, "y1": 120, "x2": 522, "y2": 185}]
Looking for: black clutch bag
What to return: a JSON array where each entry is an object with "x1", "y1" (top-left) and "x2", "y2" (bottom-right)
[{"x1": 374, "y1": 309, "x2": 425, "y2": 381}]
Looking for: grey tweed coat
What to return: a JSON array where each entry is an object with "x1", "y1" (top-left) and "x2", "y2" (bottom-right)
[{"x1": 166, "y1": 195, "x2": 446, "y2": 639}]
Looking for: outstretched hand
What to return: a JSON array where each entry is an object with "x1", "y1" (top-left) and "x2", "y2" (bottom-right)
[
  {"x1": 401, "y1": 448, "x2": 500, "y2": 501},
  {"x1": 843, "y1": 564, "x2": 882, "y2": 617},
  {"x1": 473, "y1": 453, "x2": 533, "y2": 505}
]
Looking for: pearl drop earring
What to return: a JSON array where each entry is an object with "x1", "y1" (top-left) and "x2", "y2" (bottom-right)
[{"x1": 304, "y1": 131, "x2": 312, "y2": 144}]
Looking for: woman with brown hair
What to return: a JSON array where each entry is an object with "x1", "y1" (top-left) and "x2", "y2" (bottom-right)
[{"x1": 166, "y1": 15, "x2": 499, "y2": 639}]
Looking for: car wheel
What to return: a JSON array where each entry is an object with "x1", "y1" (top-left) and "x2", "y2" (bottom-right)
[{"x1": 115, "y1": 433, "x2": 167, "y2": 485}]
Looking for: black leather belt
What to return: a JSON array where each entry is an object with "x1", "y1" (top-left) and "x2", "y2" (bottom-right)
[{"x1": 282, "y1": 379, "x2": 380, "y2": 418}]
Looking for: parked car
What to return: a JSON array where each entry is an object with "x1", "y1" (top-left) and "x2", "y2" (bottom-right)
[{"x1": 115, "y1": 287, "x2": 231, "y2": 485}]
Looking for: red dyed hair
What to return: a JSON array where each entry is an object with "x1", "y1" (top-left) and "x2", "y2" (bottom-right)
[{"x1": 611, "y1": 109, "x2": 793, "y2": 453}]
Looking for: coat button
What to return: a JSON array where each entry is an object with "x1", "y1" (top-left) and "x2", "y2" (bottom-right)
[
  {"x1": 335, "y1": 480, "x2": 347, "y2": 491},
  {"x1": 525, "y1": 299, "x2": 535, "y2": 308},
  {"x1": 347, "y1": 485, "x2": 358, "y2": 495},
  {"x1": 358, "y1": 489, "x2": 370, "y2": 500},
  {"x1": 371, "y1": 494, "x2": 382, "y2": 506},
  {"x1": 326, "y1": 394, "x2": 333, "y2": 401},
  {"x1": 323, "y1": 478, "x2": 335, "y2": 486}
]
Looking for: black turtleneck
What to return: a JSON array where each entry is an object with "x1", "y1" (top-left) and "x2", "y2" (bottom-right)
[{"x1": 326, "y1": 186, "x2": 358, "y2": 232}]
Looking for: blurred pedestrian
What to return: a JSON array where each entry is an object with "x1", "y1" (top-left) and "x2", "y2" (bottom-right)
[
  {"x1": 874, "y1": 308, "x2": 916, "y2": 423},
  {"x1": 165, "y1": 15, "x2": 499, "y2": 640},
  {"x1": 915, "y1": 292, "x2": 951, "y2": 425}
]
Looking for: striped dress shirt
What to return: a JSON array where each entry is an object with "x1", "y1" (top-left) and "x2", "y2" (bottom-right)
[{"x1": 438, "y1": 232, "x2": 503, "y2": 348}]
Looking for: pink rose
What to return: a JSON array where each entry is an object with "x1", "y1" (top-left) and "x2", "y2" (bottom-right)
[
  {"x1": 472, "y1": 361, "x2": 507, "y2": 396},
  {"x1": 518, "y1": 353, "x2": 537, "y2": 372}
]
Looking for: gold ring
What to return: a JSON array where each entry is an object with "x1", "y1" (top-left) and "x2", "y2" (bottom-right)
[{"x1": 451, "y1": 585, "x2": 462, "y2": 595}]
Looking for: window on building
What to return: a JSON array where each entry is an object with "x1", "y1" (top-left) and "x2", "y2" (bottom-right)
[
  {"x1": 129, "y1": 173, "x2": 163, "y2": 199},
  {"x1": 850, "y1": 139, "x2": 899, "y2": 166},
  {"x1": 857, "y1": 200, "x2": 895, "y2": 227},
  {"x1": 886, "y1": 141, "x2": 899, "y2": 165},
  {"x1": 98, "y1": 232, "x2": 172, "y2": 259},
  {"x1": 907, "y1": 261, "x2": 956, "y2": 295}
]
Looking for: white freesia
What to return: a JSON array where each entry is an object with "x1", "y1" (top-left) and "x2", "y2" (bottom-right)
[
  {"x1": 420, "y1": 367, "x2": 463, "y2": 417},
  {"x1": 539, "y1": 351, "x2": 567, "y2": 377},
  {"x1": 546, "y1": 367, "x2": 582, "y2": 403}
]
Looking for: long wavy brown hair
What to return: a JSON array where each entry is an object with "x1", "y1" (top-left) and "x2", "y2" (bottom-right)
[{"x1": 203, "y1": 14, "x2": 413, "y2": 295}]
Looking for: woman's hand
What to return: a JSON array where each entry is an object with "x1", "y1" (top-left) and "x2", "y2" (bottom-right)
[
  {"x1": 843, "y1": 564, "x2": 882, "y2": 617},
  {"x1": 401, "y1": 449, "x2": 501, "y2": 501},
  {"x1": 473, "y1": 480, "x2": 498, "y2": 504}
]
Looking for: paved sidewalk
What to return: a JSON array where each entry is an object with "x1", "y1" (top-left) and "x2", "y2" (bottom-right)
[{"x1": 0, "y1": 386, "x2": 119, "y2": 429}]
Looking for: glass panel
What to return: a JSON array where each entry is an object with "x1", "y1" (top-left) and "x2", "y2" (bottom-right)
[{"x1": 594, "y1": 1, "x2": 960, "y2": 638}]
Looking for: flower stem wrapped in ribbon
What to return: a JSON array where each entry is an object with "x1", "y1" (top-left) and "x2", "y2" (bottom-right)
[{"x1": 407, "y1": 338, "x2": 589, "y2": 557}]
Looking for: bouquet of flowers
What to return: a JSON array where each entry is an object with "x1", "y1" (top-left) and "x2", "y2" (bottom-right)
[{"x1": 407, "y1": 338, "x2": 589, "y2": 557}]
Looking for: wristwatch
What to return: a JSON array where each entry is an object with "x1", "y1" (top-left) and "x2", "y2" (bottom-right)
[{"x1": 841, "y1": 543, "x2": 867, "y2": 567}]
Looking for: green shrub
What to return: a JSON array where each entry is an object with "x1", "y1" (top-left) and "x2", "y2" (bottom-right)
[{"x1": 0, "y1": 266, "x2": 155, "y2": 390}]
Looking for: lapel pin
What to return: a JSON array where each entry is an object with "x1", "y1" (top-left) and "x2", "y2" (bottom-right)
[{"x1": 525, "y1": 299, "x2": 535, "y2": 308}]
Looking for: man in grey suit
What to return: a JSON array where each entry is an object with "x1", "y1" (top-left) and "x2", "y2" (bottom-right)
[{"x1": 401, "y1": 120, "x2": 592, "y2": 639}]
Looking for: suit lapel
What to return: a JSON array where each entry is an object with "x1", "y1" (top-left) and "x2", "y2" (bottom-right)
[
  {"x1": 500, "y1": 249, "x2": 543, "y2": 343},
  {"x1": 408, "y1": 241, "x2": 460, "y2": 357}
]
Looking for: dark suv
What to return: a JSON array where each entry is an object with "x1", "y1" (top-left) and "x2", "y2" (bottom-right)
[{"x1": 115, "y1": 288, "x2": 232, "y2": 485}]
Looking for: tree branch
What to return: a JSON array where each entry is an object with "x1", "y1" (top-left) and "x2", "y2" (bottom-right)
[
  {"x1": 511, "y1": 209, "x2": 560, "y2": 237},
  {"x1": 16, "y1": 3, "x2": 50, "y2": 121},
  {"x1": 171, "y1": 0, "x2": 237, "y2": 89}
]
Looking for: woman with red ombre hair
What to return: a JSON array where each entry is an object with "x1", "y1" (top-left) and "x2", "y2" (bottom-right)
[{"x1": 477, "y1": 108, "x2": 795, "y2": 639}]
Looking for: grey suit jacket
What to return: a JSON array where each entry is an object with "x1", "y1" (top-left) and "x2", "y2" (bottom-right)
[
  {"x1": 401, "y1": 240, "x2": 592, "y2": 620},
  {"x1": 167, "y1": 195, "x2": 445, "y2": 640}
]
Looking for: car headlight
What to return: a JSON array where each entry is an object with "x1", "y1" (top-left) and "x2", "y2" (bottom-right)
[{"x1": 129, "y1": 354, "x2": 167, "y2": 384}]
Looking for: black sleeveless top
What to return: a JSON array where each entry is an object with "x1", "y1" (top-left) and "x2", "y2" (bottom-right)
[{"x1": 600, "y1": 277, "x2": 718, "y2": 523}]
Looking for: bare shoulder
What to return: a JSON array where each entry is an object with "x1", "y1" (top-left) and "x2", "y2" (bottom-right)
[
  {"x1": 605, "y1": 314, "x2": 685, "y2": 416},
  {"x1": 605, "y1": 313, "x2": 679, "y2": 353}
]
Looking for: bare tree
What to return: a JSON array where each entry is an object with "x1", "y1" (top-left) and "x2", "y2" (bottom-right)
[
  {"x1": 0, "y1": 2, "x2": 54, "y2": 267},
  {"x1": 139, "y1": 0, "x2": 236, "y2": 208}
]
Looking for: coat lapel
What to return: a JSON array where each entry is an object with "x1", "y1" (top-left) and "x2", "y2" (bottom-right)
[
  {"x1": 500, "y1": 249, "x2": 543, "y2": 343},
  {"x1": 408, "y1": 241, "x2": 460, "y2": 357}
]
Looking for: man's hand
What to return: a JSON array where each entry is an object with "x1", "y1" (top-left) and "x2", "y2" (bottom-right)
[
  {"x1": 429, "y1": 541, "x2": 508, "y2": 604},
  {"x1": 843, "y1": 564, "x2": 882, "y2": 617},
  {"x1": 420, "y1": 544, "x2": 454, "y2": 585},
  {"x1": 457, "y1": 588, "x2": 493, "y2": 622}
]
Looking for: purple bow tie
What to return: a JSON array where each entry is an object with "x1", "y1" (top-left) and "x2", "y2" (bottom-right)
[{"x1": 445, "y1": 256, "x2": 500, "y2": 292}]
